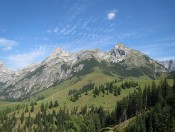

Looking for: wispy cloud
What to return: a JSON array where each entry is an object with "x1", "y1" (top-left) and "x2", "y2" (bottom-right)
[
  {"x1": 65, "y1": 0, "x2": 90, "y2": 21},
  {"x1": 6, "y1": 45, "x2": 49, "y2": 70},
  {"x1": 47, "y1": 25, "x2": 77, "y2": 36},
  {"x1": 107, "y1": 10, "x2": 118, "y2": 20},
  {"x1": 0, "y1": 37, "x2": 18, "y2": 51}
]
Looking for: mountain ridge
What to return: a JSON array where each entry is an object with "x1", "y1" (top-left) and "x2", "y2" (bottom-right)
[
  {"x1": 159, "y1": 59, "x2": 175, "y2": 72},
  {"x1": 0, "y1": 43, "x2": 170, "y2": 99}
]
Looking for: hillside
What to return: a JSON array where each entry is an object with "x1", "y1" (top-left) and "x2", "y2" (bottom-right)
[{"x1": 0, "y1": 76, "x2": 174, "y2": 131}]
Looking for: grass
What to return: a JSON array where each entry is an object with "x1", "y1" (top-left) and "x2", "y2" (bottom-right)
[
  {"x1": 0, "y1": 70, "x2": 174, "y2": 132},
  {"x1": 11, "y1": 68, "x2": 173, "y2": 113},
  {"x1": 20, "y1": 70, "x2": 174, "y2": 113},
  {"x1": 0, "y1": 67, "x2": 174, "y2": 116}
]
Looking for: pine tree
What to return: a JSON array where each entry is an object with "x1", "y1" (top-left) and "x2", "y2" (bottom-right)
[
  {"x1": 54, "y1": 100, "x2": 59, "y2": 107},
  {"x1": 93, "y1": 114, "x2": 101, "y2": 132},
  {"x1": 81, "y1": 114, "x2": 96, "y2": 132},
  {"x1": 98, "y1": 106, "x2": 106, "y2": 127},
  {"x1": 118, "y1": 87, "x2": 121, "y2": 95},
  {"x1": 142, "y1": 86, "x2": 147, "y2": 109},
  {"x1": 109, "y1": 83, "x2": 114, "y2": 93},
  {"x1": 25, "y1": 105, "x2": 29, "y2": 113},
  {"x1": 81, "y1": 105, "x2": 87, "y2": 116},
  {"x1": 173, "y1": 76, "x2": 175, "y2": 94},
  {"x1": 40, "y1": 102, "x2": 45, "y2": 112},
  {"x1": 85, "y1": 90, "x2": 88, "y2": 95},
  {"x1": 114, "y1": 89, "x2": 118, "y2": 96},
  {"x1": 26, "y1": 113, "x2": 33, "y2": 128},
  {"x1": 148, "y1": 114, "x2": 153, "y2": 132},
  {"x1": 49, "y1": 101, "x2": 53, "y2": 109},
  {"x1": 20, "y1": 112, "x2": 24, "y2": 124},
  {"x1": 30, "y1": 103, "x2": 34, "y2": 112}
]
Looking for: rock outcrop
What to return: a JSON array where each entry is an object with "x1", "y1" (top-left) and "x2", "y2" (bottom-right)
[{"x1": 159, "y1": 60, "x2": 175, "y2": 72}]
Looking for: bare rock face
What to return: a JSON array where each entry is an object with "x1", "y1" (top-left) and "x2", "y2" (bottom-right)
[
  {"x1": 109, "y1": 44, "x2": 131, "y2": 63},
  {"x1": 159, "y1": 60, "x2": 175, "y2": 72},
  {"x1": 0, "y1": 61, "x2": 16, "y2": 84},
  {"x1": 0, "y1": 44, "x2": 169, "y2": 99}
]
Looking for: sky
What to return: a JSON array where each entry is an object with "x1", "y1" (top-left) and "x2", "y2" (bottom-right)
[{"x1": 0, "y1": 0, "x2": 175, "y2": 70}]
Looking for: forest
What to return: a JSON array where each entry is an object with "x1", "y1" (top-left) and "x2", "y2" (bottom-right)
[{"x1": 0, "y1": 77, "x2": 175, "y2": 131}]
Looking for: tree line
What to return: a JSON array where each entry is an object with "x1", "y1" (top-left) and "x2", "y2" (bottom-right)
[{"x1": 69, "y1": 79, "x2": 138, "y2": 101}]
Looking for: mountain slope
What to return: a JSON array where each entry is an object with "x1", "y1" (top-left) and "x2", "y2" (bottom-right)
[{"x1": 0, "y1": 44, "x2": 168, "y2": 100}]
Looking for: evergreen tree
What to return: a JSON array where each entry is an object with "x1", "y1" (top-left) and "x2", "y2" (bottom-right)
[
  {"x1": 173, "y1": 76, "x2": 175, "y2": 94},
  {"x1": 98, "y1": 106, "x2": 106, "y2": 127},
  {"x1": 20, "y1": 112, "x2": 24, "y2": 124},
  {"x1": 81, "y1": 105, "x2": 87, "y2": 116},
  {"x1": 54, "y1": 100, "x2": 59, "y2": 107},
  {"x1": 81, "y1": 114, "x2": 96, "y2": 132},
  {"x1": 45, "y1": 102, "x2": 49, "y2": 110},
  {"x1": 118, "y1": 87, "x2": 121, "y2": 95},
  {"x1": 114, "y1": 88, "x2": 118, "y2": 96},
  {"x1": 30, "y1": 103, "x2": 34, "y2": 112},
  {"x1": 93, "y1": 114, "x2": 101, "y2": 132},
  {"x1": 25, "y1": 106, "x2": 29, "y2": 113},
  {"x1": 40, "y1": 103, "x2": 45, "y2": 112},
  {"x1": 26, "y1": 113, "x2": 33, "y2": 129}
]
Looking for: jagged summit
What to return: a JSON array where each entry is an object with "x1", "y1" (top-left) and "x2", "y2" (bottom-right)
[
  {"x1": 159, "y1": 59, "x2": 175, "y2": 72},
  {"x1": 0, "y1": 61, "x2": 16, "y2": 84},
  {"x1": 114, "y1": 43, "x2": 127, "y2": 48},
  {"x1": 109, "y1": 43, "x2": 131, "y2": 63},
  {"x1": 51, "y1": 48, "x2": 71, "y2": 57}
]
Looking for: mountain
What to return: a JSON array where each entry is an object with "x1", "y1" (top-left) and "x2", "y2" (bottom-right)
[
  {"x1": 159, "y1": 60, "x2": 175, "y2": 72},
  {"x1": 0, "y1": 61, "x2": 16, "y2": 85},
  {"x1": 0, "y1": 44, "x2": 168, "y2": 100}
]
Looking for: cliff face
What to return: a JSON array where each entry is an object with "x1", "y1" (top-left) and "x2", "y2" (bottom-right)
[
  {"x1": 159, "y1": 60, "x2": 175, "y2": 72},
  {"x1": 0, "y1": 61, "x2": 16, "y2": 84}
]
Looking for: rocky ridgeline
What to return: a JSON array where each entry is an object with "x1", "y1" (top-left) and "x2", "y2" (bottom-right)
[
  {"x1": 0, "y1": 44, "x2": 170, "y2": 99},
  {"x1": 159, "y1": 60, "x2": 175, "y2": 72},
  {"x1": 0, "y1": 61, "x2": 16, "y2": 83}
]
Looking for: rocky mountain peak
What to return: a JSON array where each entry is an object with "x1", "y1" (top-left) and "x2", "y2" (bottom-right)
[
  {"x1": 51, "y1": 48, "x2": 70, "y2": 57},
  {"x1": 109, "y1": 43, "x2": 131, "y2": 63},
  {"x1": 159, "y1": 59, "x2": 175, "y2": 72},
  {"x1": 43, "y1": 48, "x2": 75, "y2": 66},
  {"x1": 0, "y1": 61, "x2": 16, "y2": 83},
  {"x1": 114, "y1": 43, "x2": 127, "y2": 48}
]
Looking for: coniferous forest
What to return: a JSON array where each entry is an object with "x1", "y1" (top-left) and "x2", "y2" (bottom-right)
[{"x1": 0, "y1": 77, "x2": 175, "y2": 131}]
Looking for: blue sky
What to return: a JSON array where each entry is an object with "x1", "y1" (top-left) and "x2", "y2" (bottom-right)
[{"x1": 0, "y1": 0, "x2": 175, "y2": 70}]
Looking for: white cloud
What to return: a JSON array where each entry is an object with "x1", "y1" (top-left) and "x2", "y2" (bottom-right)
[
  {"x1": 107, "y1": 10, "x2": 117, "y2": 20},
  {"x1": 6, "y1": 45, "x2": 48, "y2": 70},
  {"x1": 0, "y1": 37, "x2": 18, "y2": 51},
  {"x1": 3, "y1": 46, "x2": 12, "y2": 51},
  {"x1": 47, "y1": 25, "x2": 77, "y2": 36}
]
